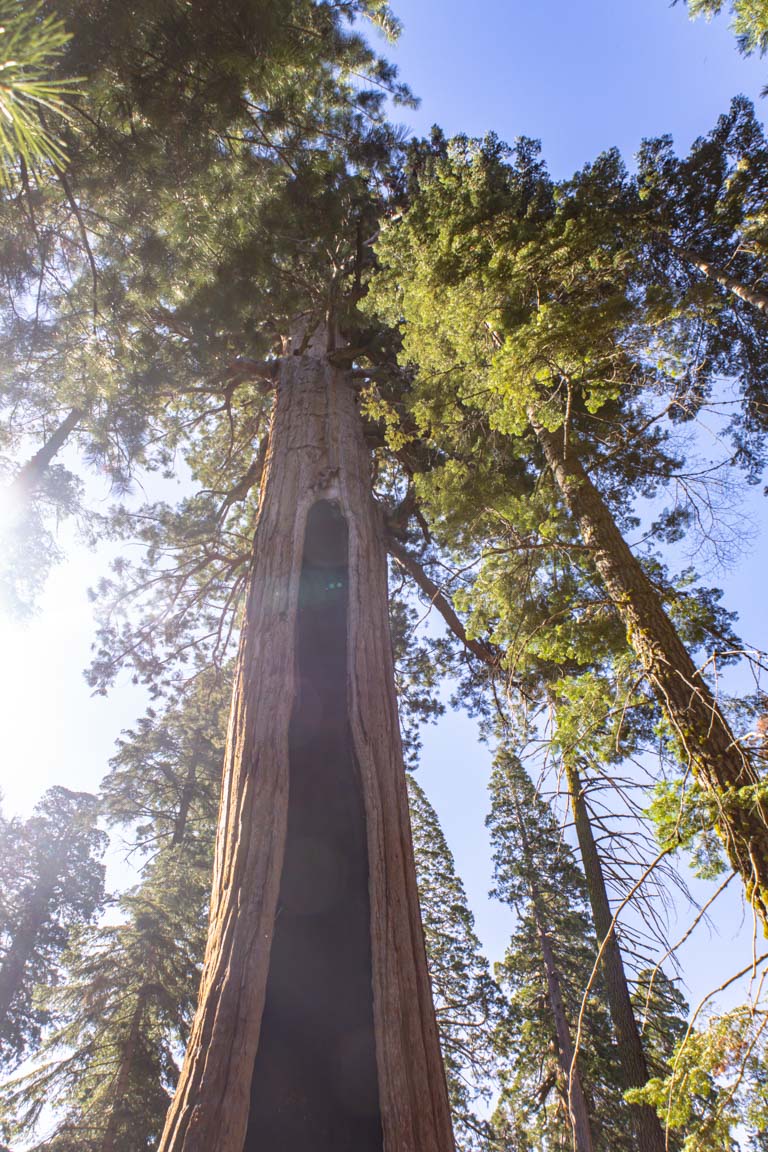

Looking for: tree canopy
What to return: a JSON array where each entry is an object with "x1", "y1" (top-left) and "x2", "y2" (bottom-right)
[{"x1": 1, "y1": 2, "x2": 768, "y2": 1150}]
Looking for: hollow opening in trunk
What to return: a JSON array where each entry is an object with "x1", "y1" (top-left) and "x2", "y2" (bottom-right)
[{"x1": 244, "y1": 499, "x2": 383, "y2": 1152}]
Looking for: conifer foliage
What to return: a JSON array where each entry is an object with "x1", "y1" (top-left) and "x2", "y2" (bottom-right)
[
  {"x1": 2, "y1": 3, "x2": 768, "y2": 1151},
  {"x1": 679, "y1": 0, "x2": 768, "y2": 60},
  {"x1": 407, "y1": 775, "x2": 499, "y2": 1150},
  {"x1": 0, "y1": 678, "x2": 226, "y2": 1151},
  {"x1": 487, "y1": 749, "x2": 628, "y2": 1152},
  {"x1": 368, "y1": 122, "x2": 768, "y2": 926},
  {"x1": 0, "y1": 789, "x2": 105, "y2": 1069},
  {"x1": 1, "y1": 857, "x2": 209, "y2": 1152}
]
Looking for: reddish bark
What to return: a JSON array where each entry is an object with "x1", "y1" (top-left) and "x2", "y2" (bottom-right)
[{"x1": 158, "y1": 344, "x2": 455, "y2": 1152}]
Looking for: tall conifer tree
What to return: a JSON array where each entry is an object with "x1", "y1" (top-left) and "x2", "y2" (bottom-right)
[
  {"x1": 408, "y1": 775, "x2": 499, "y2": 1151},
  {"x1": 0, "y1": 4, "x2": 458, "y2": 1148},
  {"x1": 488, "y1": 749, "x2": 635, "y2": 1152},
  {"x1": 368, "y1": 127, "x2": 768, "y2": 927},
  {"x1": 0, "y1": 789, "x2": 105, "y2": 1069}
]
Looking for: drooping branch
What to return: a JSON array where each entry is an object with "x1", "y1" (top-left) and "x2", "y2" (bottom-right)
[
  {"x1": 386, "y1": 537, "x2": 500, "y2": 669},
  {"x1": 530, "y1": 408, "x2": 768, "y2": 926},
  {"x1": 215, "y1": 438, "x2": 269, "y2": 523}
]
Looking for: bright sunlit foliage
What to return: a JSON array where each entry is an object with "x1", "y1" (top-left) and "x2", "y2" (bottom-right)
[{"x1": 0, "y1": 1, "x2": 79, "y2": 176}]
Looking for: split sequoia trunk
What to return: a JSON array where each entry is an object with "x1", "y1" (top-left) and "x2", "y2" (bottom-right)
[
  {"x1": 158, "y1": 345, "x2": 455, "y2": 1152},
  {"x1": 563, "y1": 761, "x2": 665, "y2": 1152},
  {"x1": 531, "y1": 414, "x2": 768, "y2": 925}
]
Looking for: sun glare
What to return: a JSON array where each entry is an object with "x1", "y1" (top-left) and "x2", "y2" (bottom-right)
[{"x1": 0, "y1": 479, "x2": 23, "y2": 536}]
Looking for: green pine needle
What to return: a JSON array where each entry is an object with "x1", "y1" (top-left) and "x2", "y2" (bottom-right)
[{"x1": 0, "y1": 1, "x2": 81, "y2": 179}]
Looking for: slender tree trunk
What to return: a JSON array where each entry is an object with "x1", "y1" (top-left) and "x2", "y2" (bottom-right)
[
  {"x1": 563, "y1": 761, "x2": 666, "y2": 1152},
  {"x1": 531, "y1": 412, "x2": 768, "y2": 924},
  {"x1": 512, "y1": 792, "x2": 595, "y2": 1152},
  {"x1": 676, "y1": 246, "x2": 768, "y2": 315},
  {"x1": 159, "y1": 337, "x2": 455, "y2": 1152},
  {"x1": 100, "y1": 986, "x2": 150, "y2": 1152},
  {"x1": 0, "y1": 865, "x2": 57, "y2": 1033},
  {"x1": 171, "y1": 741, "x2": 201, "y2": 848},
  {"x1": 532, "y1": 911, "x2": 595, "y2": 1152},
  {"x1": 9, "y1": 407, "x2": 83, "y2": 497}
]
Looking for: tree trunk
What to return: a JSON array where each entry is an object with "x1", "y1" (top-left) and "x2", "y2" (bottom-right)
[
  {"x1": 676, "y1": 246, "x2": 768, "y2": 315},
  {"x1": 9, "y1": 407, "x2": 83, "y2": 497},
  {"x1": 512, "y1": 790, "x2": 595, "y2": 1152},
  {"x1": 531, "y1": 414, "x2": 768, "y2": 924},
  {"x1": 158, "y1": 342, "x2": 455, "y2": 1152},
  {"x1": 563, "y1": 761, "x2": 666, "y2": 1152},
  {"x1": 0, "y1": 865, "x2": 58, "y2": 1035},
  {"x1": 100, "y1": 986, "x2": 150, "y2": 1152},
  {"x1": 171, "y1": 740, "x2": 201, "y2": 848},
  {"x1": 533, "y1": 913, "x2": 595, "y2": 1152}
]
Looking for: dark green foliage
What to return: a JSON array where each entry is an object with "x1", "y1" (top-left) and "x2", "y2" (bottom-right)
[
  {"x1": 0, "y1": 0, "x2": 412, "y2": 612},
  {"x1": 102, "y1": 668, "x2": 230, "y2": 851},
  {"x1": 0, "y1": 674, "x2": 224, "y2": 1149},
  {"x1": 0, "y1": 789, "x2": 105, "y2": 1068},
  {"x1": 634, "y1": 98, "x2": 768, "y2": 470},
  {"x1": 0, "y1": 673, "x2": 502, "y2": 1149},
  {"x1": 0, "y1": 854, "x2": 209, "y2": 1152},
  {"x1": 487, "y1": 749, "x2": 632, "y2": 1151},
  {"x1": 631, "y1": 969, "x2": 690, "y2": 1079},
  {"x1": 407, "y1": 775, "x2": 499, "y2": 1150},
  {"x1": 389, "y1": 590, "x2": 447, "y2": 766},
  {"x1": 2, "y1": 6, "x2": 767, "y2": 1148}
]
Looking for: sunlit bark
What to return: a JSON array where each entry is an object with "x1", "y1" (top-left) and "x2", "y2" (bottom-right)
[{"x1": 159, "y1": 338, "x2": 455, "y2": 1152}]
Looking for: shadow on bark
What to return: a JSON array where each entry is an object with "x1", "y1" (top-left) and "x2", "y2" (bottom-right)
[{"x1": 244, "y1": 499, "x2": 383, "y2": 1152}]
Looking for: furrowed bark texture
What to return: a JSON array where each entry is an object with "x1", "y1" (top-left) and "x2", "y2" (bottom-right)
[
  {"x1": 564, "y1": 762, "x2": 665, "y2": 1152},
  {"x1": 158, "y1": 352, "x2": 455, "y2": 1152},
  {"x1": 532, "y1": 416, "x2": 768, "y2": 925},
  {"x1": 245, "y1": 497, "x2": 381, "y2": 1149}
]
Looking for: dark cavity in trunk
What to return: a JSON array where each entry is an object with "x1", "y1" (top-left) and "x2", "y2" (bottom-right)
[{"x1": 244, "y1": 499, "x2": 383, "y2": 1152}]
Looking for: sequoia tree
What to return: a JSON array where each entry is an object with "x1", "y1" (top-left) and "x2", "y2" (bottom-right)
[
  {"x1": 407, "y1": 775, "x2": 499, "y2": 1150},
  {"x1": 0, "y1": 851, "x2": 209, "y2": 1152},
  {"x1": 0, "y1": 2, "x2": 458, "y2": 1149}
]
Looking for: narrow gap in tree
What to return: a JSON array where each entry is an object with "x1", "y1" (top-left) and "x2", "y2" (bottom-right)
[{"x1": 244, "y1": 499, "x2": 383, "y2": 1152}]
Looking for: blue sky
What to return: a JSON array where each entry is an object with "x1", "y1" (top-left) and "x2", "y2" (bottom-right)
[
  {"x1": 386, "y1": 0, "x2": 767, "y2": 175},
  {"x1": 1, "y1": 0, "x2": 767, "y2": 1067}
]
